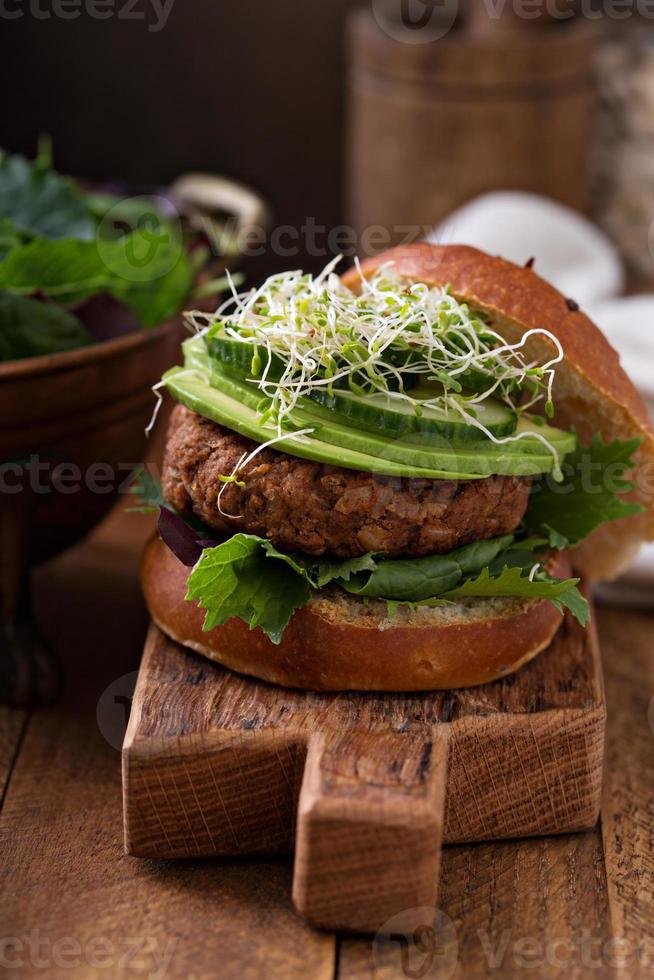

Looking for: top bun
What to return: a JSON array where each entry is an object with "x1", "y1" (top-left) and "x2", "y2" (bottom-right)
[{"x1": 342, "y1": 244, "x2": 654, "y2": 579}]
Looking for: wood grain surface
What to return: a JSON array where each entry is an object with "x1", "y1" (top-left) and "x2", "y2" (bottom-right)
[
  {"x1": 0, "y1": 501, "x2": 652, "y2": 978},
  {"x1": 600, "y1": 609, "x2": 654, "y2": 980},
  {"x1": 123, "y1": 602, "x2": 605, "y2": 932},
  {"x1": 0, "y1": 707, "x2": 26, "y2": 803}
]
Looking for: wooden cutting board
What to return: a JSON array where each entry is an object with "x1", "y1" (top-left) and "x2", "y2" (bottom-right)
[{"x1": 122, "y1": 606, "x2": 605, "y2": 934}]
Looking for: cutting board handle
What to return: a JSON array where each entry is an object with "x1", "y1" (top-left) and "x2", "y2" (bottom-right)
[{"x1": 292, "y1": 727, "x2": 449, "y2": 933}]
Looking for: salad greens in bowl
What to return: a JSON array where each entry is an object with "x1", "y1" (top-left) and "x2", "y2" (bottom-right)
[{"x1": 0, "y1": 141, "x2": 208, "y2": 362}]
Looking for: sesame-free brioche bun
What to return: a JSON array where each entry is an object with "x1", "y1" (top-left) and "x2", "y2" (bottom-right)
[
  {"x1": 342, "y1": 244, "x2": 654, "y2": 580},
  {"x1": 142, "y1": 536, "x2": 570, "y2": 692}
]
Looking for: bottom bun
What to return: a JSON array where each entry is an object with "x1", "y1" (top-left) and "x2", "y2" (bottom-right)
[{"x1": 141, "y1": 537, "x2": 571, "y2": 691}]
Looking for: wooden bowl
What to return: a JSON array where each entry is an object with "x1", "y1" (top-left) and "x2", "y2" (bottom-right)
[
  {"x1": 0, "y1": 314, "x2": 183, "y2": 561},
  {"x1": 0, "y1": 316, "x2": 185, "y2": 706}
]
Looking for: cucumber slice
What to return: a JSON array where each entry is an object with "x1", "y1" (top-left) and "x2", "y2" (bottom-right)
[
  {"x1": 205, "y1": 335, "x2": 413, "y2": 392},
  {"x1": 205, "y1": 335, "x2": 285, "y2": 381},
  {"x1": 309, "y1": 386, "x2": 517, "y2": 441},
  {"x1": 205, "y1": 335, "x2": 512, "y2": 407}
]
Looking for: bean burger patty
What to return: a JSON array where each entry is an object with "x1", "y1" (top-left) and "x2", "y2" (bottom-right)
[{"x1": 162, "y1": 405, "x2": 533, "y2": 558}]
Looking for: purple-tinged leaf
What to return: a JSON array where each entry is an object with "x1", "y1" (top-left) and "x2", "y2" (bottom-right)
[{"x1": 156, "y1": 506, "x2": 206, "y2": 567}]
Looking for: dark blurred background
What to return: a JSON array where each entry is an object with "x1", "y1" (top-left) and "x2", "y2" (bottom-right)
[{"x1": 2, "y1": 1, "x2": 654, "y2": 281}]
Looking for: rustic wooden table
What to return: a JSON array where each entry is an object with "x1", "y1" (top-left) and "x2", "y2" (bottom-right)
[{"x1": 1, "y1": 500, "x2": 653, "y2": 979}]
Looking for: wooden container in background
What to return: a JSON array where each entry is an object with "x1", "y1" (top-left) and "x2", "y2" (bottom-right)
[{"x1": 346, "y1": 9, "x2": 597, "y2": 250}]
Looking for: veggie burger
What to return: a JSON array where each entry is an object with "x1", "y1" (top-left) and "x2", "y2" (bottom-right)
[{"x1": 138, "y1": 244, "x2": 654, "y2": 690}]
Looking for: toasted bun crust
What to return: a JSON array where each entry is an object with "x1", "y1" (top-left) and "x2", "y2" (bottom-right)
[
  {"x1": 142, "y1": 536, "x2": 569, "y2": 692},
  {"x1": 343, "y1": 244, "x2": 654, "y2": 579}
]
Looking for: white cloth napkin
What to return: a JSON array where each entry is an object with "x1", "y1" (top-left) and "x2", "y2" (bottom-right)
[
  {"x1": 427, "y1": 191, "x2": 624, "y2": 306},
  {"x1": 585, "y1": 295, "x2": 654, "y2": 418},
  {"x1": 428, "y1": 192, "x2": 654, "y2": 605}
]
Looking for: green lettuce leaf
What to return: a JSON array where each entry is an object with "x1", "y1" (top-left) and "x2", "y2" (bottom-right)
[
  {"x1": 0, "y1": 292, "x2": 91, "y2": 361},
  {"x1": 0, "y1": 218, "x2": 23, "y2": 260},
  {"x1": 0, "y1": 149, "x2": 96, "y2": 243},
  {"x1": 307, "y1": 553, "x2": 380, "y2": 588},
  {"x1": 185, "y1": 535, "x2": 382, "y2": 643},
  {"x1": 0, "y1": 228, "x2": 192, "y2": 327},
  {"x1": 186, "y1": 534, "x2": 312, "y2": 644},
  {"x1": 524, "y1": 435, "x2": 643, "y2": 548},
  {"x1": 339, "y1": 535, "x2": 514, "y2": 602},
  {"x1": 443, "y1": 564, "x2": 589, "y2": 626},
  {"x1": 261, "y1": 542, "x2": 380, "y2": 589},
  {"x1": 184, "y1": 530, "x2": 588, "y2": 638}
]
